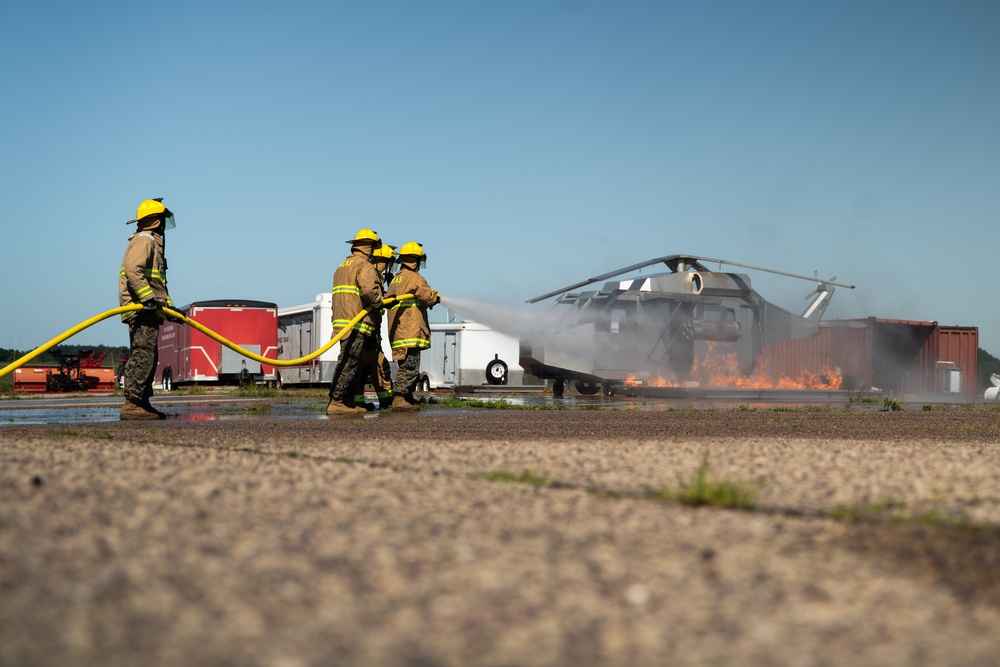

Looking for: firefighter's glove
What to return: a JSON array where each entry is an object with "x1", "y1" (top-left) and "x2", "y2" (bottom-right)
[
  {"x1": 140, "y1": 296, "x2": 158, "y2": 311},
  {"x1": 163, "y1": 309, "x2": 184, "y2": 324}
]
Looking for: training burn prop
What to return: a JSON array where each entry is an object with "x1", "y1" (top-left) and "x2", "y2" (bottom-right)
[{"x1": 519, "y1": 253, "x2": 854, "y2": 396}]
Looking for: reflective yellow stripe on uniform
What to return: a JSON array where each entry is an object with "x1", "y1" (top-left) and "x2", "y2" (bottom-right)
[
  {"x1": 332, "y1": 285, "x2": 360, "y2": 296},
  {"x1": 333, "y1": 319, "x2": 375, "y2": 335},
  {"x1": 391, "y1": 337, "x2": 430, "y2": 349},
  {"x1": 120, "y1": 267, "x2": 167, "y2": 285},
  {"x1": 390, "y1": 298, "x2": 418, "y2": 309}
]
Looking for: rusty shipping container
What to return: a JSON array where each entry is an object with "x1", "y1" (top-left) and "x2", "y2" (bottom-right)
[{"x1": 759, "y1": 318, "x2": 978, "y2": 402}]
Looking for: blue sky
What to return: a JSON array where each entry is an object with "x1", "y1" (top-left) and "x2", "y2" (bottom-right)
[{"x1": 2, "y1": 1, "x2": 999, "y2": 355}]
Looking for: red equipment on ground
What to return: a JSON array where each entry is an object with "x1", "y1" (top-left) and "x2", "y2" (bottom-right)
[{"x1": 12, "y1": 349, "x2": 117, "y2": 393}]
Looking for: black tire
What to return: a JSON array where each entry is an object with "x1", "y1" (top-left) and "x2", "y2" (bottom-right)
[
  {"x1": 419, "y1": 374, "x2": 431, "y2": 392},
  {"x1": 602, "y1": 382, "x2": 615, "y2": 397},
  {"x1": 575, "y1": 379, "x2": 601, "y2": 395},
  {"x1": 552, "y1": 379, "x2": 565, "y2": 397},
  {"x1": 485, "y1": 358, "x2": 508, "y2": 386},
  {"x1": 162, "y1": 368, "x2": 173, "y2": 392}
]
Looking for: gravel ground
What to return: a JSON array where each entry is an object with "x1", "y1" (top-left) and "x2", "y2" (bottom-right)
[{"x1": 2, "y1": 405, "x2": 1000, "y2": 666}]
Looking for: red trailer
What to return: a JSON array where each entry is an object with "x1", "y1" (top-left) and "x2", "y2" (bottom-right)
[{"x1": 156, "y1": 300, "x2": 278, "y2": 390}]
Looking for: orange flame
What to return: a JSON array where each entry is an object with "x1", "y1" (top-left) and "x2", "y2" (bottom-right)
[{"x1": 626, "y1": 343, "x2": 842, "y2": 390}]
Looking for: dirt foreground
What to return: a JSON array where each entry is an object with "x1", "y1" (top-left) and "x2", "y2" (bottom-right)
[{"x1": 2, "y1": 406, "x2": 1000, "y2": 666}]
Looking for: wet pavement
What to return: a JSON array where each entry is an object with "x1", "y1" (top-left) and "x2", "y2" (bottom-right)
[
  {"x1": 0, "y1": 387, "x2": 906, "y2": 425},
  {"x1": 0, "y1": 392, "x2": 630, "y2": 425}
]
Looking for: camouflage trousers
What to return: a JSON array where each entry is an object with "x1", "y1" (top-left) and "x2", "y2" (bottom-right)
[
  {"x1": 329, "y1": 330, "x2": 376, "y2": 403},
  {"x1": 124, "y1": 314, "x2": 160, "y2": 403},
  {"x1": 392, "y1": 348, "x2": 422, "y2": 397},
  {"x1": 358, "y1": 347, "x2": 393, "y2": 405}
]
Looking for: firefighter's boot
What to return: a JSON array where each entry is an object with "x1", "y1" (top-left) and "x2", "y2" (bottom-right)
[
  {"x1": 350, "y1": 394, "x2": 375, "y2": 412},
  {"x1": 120, "y1": 400, "x2": 164, "y2": 421},
  {"x1": 326, "y1": 399, "x2": 366, "y2": 416},
  {"x1": 390, "y1": 395, "x2": 419, "y2": 412},
  {"x1": 141, "y1": 400, "x2": 168, "y2": 419}
]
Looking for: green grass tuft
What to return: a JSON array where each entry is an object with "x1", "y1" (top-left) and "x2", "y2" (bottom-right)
[
  {"x1": 882, "y1": 396, "x2": 903, "y2": 411},
  {"x1": 649, "y1": 455, "x2": 759, "y2": 510},
  {"x1": 233, "y1": 385, "x2": 288, "y2": 398},
  {"x1": 240, "y1": 402, "x2": 274, "y2": 413}
]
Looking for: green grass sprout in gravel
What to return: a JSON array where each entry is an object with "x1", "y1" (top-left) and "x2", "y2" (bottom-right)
[{"x1": 649, "y1": 454, "x2": 760, "y2": 510}]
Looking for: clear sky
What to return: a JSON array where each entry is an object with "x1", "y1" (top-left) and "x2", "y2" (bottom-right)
[{"x1": 2, "y1": 1, "x2": 999, "y2": 355}]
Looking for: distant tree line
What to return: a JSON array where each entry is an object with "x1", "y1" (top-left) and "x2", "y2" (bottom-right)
[{"x1": 0, "y1": 344, "x2": 129, "y2": 368}]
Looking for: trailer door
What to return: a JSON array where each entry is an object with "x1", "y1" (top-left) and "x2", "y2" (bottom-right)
[
  {"x1": 278, "y1": 311, "x2": 315, "y2": 384},
  {"x1": 301, "y1": 316, "x2": 316, "y2": 383},
  {"x1": 443, "y1": 332, "x2": 458, "y2": 386}
]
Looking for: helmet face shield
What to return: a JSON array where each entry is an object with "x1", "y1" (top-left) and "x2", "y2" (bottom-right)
[{"x1": 164, "y1": 213, "x2": 176, "y2": 230}]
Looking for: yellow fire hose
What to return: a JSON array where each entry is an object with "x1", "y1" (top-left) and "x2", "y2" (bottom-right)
[{"x1": 0, "y1": 294, "x2": 415, "y2": 380}]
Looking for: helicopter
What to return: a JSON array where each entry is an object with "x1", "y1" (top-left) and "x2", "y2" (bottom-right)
[{"x1": 518, "y1": 253, "x2": 854, "y2": 396}]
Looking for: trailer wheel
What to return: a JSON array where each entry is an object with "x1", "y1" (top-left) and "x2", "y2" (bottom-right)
[
  {"x1": 602, "y1": 382, "x2": 615, "y2": 397},
  {"x1": 552, "y1": 379, "x2": 565, "y2": 397},
  {"x1": 575, "y1": 379, "x2": 601, "y2": 395},
  {"x1": 485, "y1": 358, "x2": 508, "y2": 385},
  {"x1": 161, "y1": 367, "x2": 173, "y2": 392},
  {"x1": 418, "y1": 373, "x2": 431, "y2": 392}
]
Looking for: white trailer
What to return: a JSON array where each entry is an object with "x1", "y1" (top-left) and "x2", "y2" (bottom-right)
[
  {"x1": 421, "y1": 318, "x2": 525, "y2": 388},
  {"x1": 277, "y1": 293, "x2": 393, "y2": 387}
]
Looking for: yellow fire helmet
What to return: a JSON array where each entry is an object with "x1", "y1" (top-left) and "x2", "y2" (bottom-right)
[
  {"x1": 346, "y1": 228, "x2": 381, "y2": 247},
  {"x1": 398, "y1": 241, "x2": 427, "y2": 268},
  {"x1": 372, "y1": 244, "x2": 397, "y2": 260},
  {"x1": 398, "y1": 241, "x2": 425, "y2": 259},
  {"x1": 128, "y1": 198, "x2": 175, "y2": 229}
]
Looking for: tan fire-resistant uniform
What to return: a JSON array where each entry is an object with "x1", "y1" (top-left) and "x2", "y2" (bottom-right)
[
  {"x1": 118, "y1": 230, "x2": 172, "y2": 322},
  {"x1": 328, "y1": 247, "x2": 385, "y2": 409},
  {"x1": 332, "y1": 249, "x2": 384, "y2": 335},
  {"x1": 386, "y1": 266, "x2": 440, "y2": 361}
]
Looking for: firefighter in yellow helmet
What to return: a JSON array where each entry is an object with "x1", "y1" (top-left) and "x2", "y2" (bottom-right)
[
  {"x1": 118, "y1": 198, "x2": 176, "y2": 420},
  {"x1": 386, "y1": 242, "x2": 441, "y2": 411},
  {"x1": 327, "y1": 228, "x2": 384, "y2": 416},
  {"x1": 356, "y1": 243, "x2": 397, "y2": 410}
]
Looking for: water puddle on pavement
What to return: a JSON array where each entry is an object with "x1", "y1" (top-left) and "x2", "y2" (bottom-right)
[{"x1": 0, "y1": 391, "x2": 866, "y2": 425}]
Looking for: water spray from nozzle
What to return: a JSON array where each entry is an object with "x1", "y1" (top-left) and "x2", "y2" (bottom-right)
[{"x1": 439, "y1": 296, "x2": 564, "y2": 342}]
